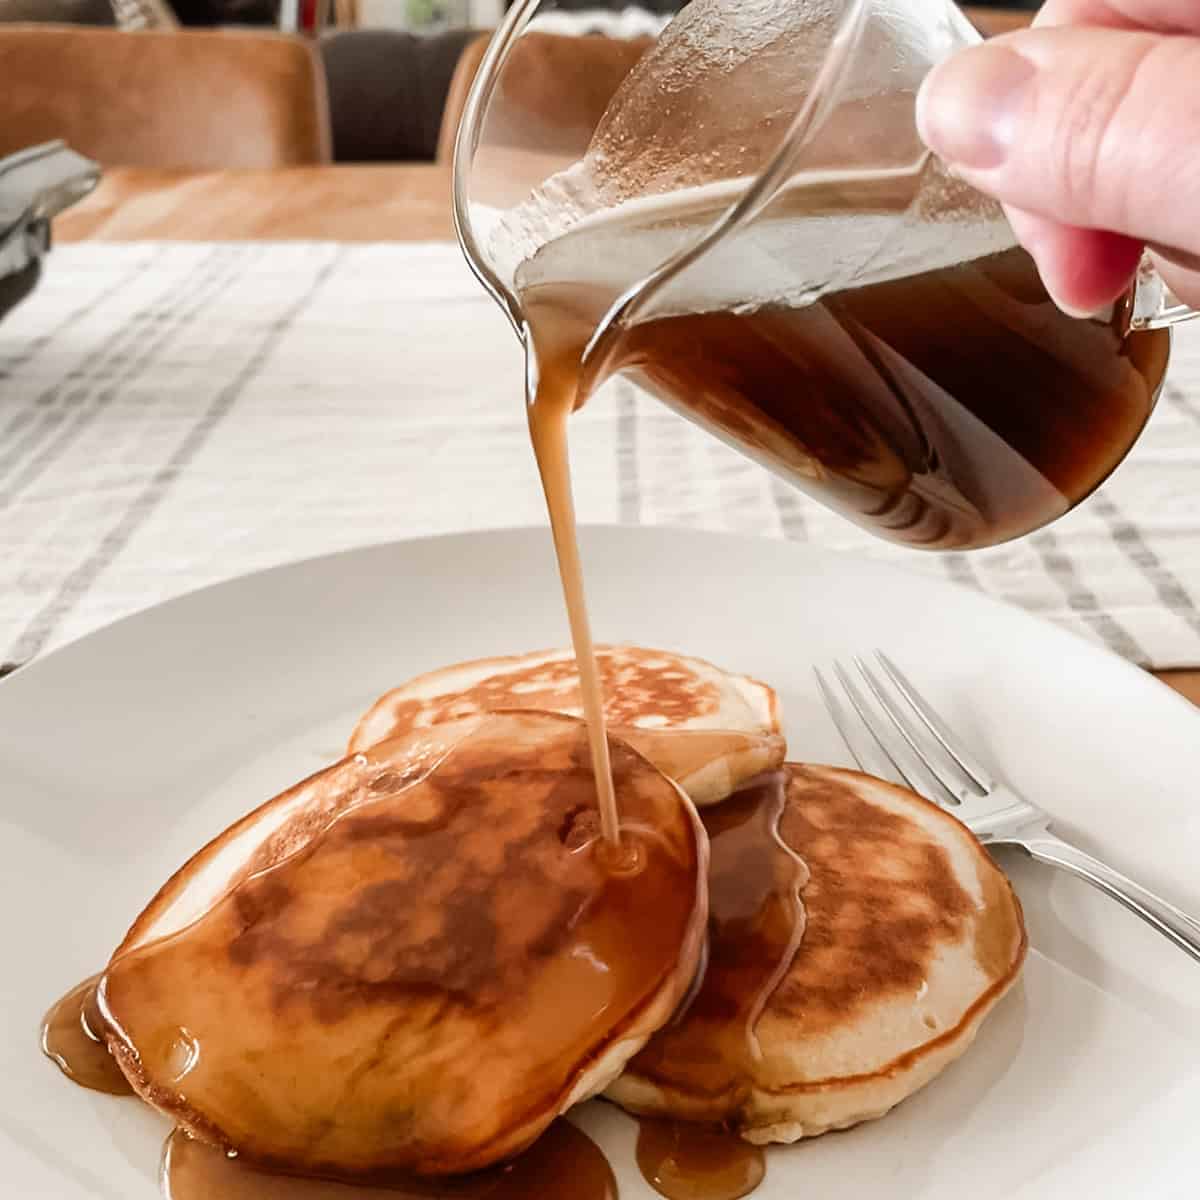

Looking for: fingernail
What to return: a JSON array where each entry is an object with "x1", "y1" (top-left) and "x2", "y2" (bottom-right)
[
  {"x1": 1046, "y1": 289, "x2": 1105, "y2": 321},
  {"x1": 1030, "y1": 250, "x2": 1111, "y2": 321},
  {"x1": 917, "y1": 44, "x2": 1036, "y2": 169}
]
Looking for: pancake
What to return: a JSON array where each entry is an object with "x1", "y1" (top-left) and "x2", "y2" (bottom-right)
[
  {"x1": 611, "y1": 724, "x2": 786, "y2": 808},
  {"x1": 347, "y1": 644, "x2": 781, "y2": 753},
  {"x1": 608, "y1": 764, "x2": 1027, "y2": 1142},
  {"x1": 96, "y1": 712, "x2": 709, "y2": 1178}
]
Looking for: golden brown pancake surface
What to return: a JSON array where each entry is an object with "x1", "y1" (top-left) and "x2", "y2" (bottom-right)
[
  {"x1": 347, "y1": 645, "x2": 780, "y2": 754},
  {"x1": 98, "y1": 712, "x2": 708, "y2": 1177},
  {"x1": 609, "y1": 764, "x2": 1026, "y2": 1139}
]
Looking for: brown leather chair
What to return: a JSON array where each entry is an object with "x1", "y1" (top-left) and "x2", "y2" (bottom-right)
[
  {"x1": 436, "y1": 31, "x2": 651, "y2": 165},
  {"x1": 0, "y1": 26, "x2": 332, "y2": 168},
  {"x1": 436, "y1": 32, "x2": 489, "y2": 164}
]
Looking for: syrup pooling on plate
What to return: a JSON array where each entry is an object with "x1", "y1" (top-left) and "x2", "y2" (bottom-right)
[
  {"x1": 635, "y1": 1117, "x2": 765, "y2": 1200},
  {"x1": 98, "y1": 712, "x2": 706, "y2": 1177},
  {"x1": 162, "y1": 1119, "x2": 617, "y2": 1200},
  {"x1": 628, "y1": 771, "x2": 809, "y2": 1096},
  {"x1": 40, "y1": 975, "x2": 132, "y2": 1096}
]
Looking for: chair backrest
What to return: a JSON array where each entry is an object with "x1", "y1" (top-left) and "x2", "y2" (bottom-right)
[
  {"x1": 436, "y1": 32, "x2": 489, "y2": 165},
  {"x1": 0, "y1": 26, "x2": 332, "y2": 168},
  {"x1": 321, "y1": 28, "x2": 478, "y2": 163},
  {"x1": 436, "y1": 30, "x2": 652, "y2": 166}
]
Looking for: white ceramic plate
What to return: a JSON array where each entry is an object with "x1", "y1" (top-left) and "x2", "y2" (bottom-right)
[{"x1": 3, "y1": 526, "x2": 1199, "y2": 1198}]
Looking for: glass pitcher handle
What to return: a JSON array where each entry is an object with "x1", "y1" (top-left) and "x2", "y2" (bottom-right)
[{"x1": 1129, "y1": 255, "x2": 1199, "y2": 331}]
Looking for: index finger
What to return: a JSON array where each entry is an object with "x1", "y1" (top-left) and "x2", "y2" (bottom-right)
[{"x1": 1037, "y1": 0, "x2": 1200, "y2": 32}]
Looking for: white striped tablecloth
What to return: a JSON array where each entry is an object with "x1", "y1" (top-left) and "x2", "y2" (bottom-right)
[{"x1": 2, "y1": 241, "x2": 1199, "y2": 672}]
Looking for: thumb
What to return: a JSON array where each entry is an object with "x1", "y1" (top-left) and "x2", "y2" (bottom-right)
[{"x1": 916, "y1": 27, "x2": 1200, "y2": 258}]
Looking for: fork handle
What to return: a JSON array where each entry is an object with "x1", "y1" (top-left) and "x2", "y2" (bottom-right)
[{"x1": 1017, "y1": 834, "x2": 1200, "y2": 964}]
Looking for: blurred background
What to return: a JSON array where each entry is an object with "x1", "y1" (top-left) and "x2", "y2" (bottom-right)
[
  {"x1": 0, "y1": 0, "x2": 1038, "y2": 30},
  {"x1": 0, "y1": 1, "x2": 1040, "y2": 170}
]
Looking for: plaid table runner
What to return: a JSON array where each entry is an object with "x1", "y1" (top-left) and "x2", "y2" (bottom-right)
[{"x1": 2, "y1": 241, "x2": 1199, "y2": 671}]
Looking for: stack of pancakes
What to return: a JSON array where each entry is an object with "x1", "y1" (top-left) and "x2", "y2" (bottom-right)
[{"x1": 94, "y1": 644, "x2": 1025, "y2": 1179}]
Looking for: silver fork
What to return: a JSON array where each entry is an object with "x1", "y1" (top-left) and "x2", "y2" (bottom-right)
[{"x1": 816, "y1": 652, "x2": 1200, "y2": 964}]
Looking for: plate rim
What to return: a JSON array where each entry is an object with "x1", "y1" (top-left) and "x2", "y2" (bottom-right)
[{"x1": 1, "y1": 522, "x2": 1194, "y2": 720}]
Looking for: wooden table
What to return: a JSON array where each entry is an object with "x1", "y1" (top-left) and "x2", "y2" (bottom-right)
[
  {"x1": 1157, "y1": 669, "x2": 1200, "y2": 707},
  {"x1": 54, "y1": 165, "x2": 456, "y2": 244}
]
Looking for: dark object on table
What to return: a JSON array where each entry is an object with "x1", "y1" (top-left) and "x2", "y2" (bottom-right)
[
  {"x1": 320, "y1": 29, "x2": 480, "y2": 163},
  {"x1": 0, "y1": 141, "x2": 99, "y2": 324},
  {"x1": 0, "y1": 0, "x2": 115, "y2": 22},
  {"x1": 0, "y1": 259, "x2": 41, "y2": 325}
]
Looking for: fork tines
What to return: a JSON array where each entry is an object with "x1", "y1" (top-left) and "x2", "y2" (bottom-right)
[{"x1": 815, "y1": 652, "x2": 993, "y2": 809}]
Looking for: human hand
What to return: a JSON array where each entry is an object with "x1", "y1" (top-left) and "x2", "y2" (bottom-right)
[{"x1": 916, "y1": 1, "x2": 1200, "y2": 314}]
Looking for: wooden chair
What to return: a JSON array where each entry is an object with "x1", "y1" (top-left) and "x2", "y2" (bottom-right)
[
  {"x1": 436, "y1": 31, "x2": 651, "y2": 165},
  {"x1": 436, "y1": 31, "x2": 489, "y2": 165},
  {"x1": 0, "y1": 26, "x2": 331, "y2": 168}
]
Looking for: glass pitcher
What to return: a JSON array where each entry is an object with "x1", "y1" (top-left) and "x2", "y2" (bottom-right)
[{"x1": 453, "y1": 0, "x2": 1197, "y2": 551}]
